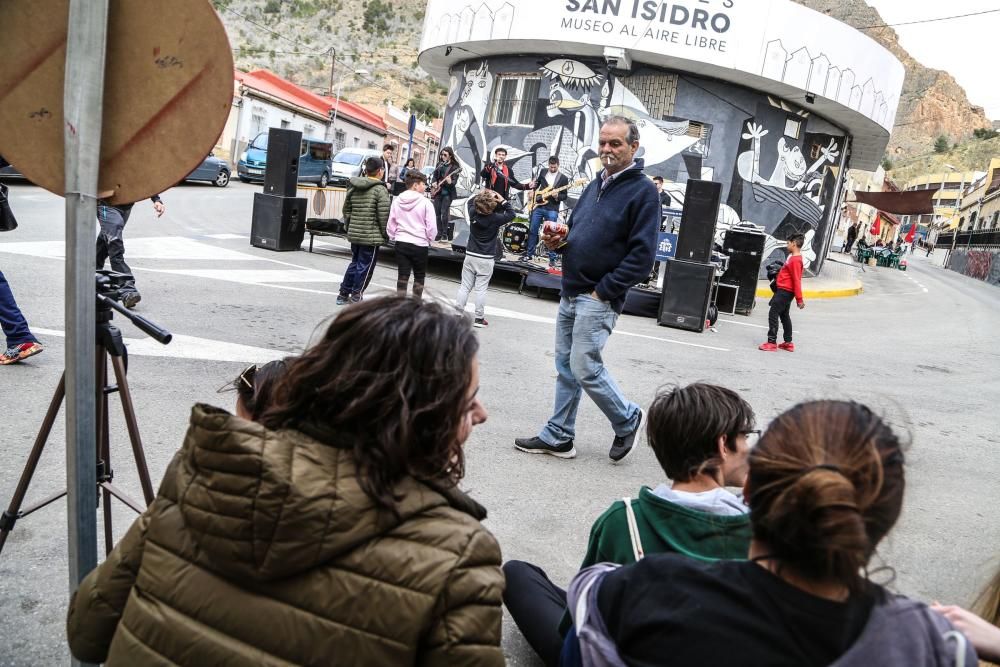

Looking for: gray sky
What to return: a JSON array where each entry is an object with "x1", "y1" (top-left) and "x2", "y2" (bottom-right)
[{"x1": 865, "y1": 0, "x2": 1000, "y2": 121}]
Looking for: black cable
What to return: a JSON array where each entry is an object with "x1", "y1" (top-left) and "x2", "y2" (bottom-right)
[{"x1": 858, "y1": 8, "x2": 1000, "y2": 30}]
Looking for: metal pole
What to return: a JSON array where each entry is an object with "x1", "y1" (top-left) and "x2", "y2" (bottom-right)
[
  {"x1": 63, "y1": 5, "x2": 107, "y2": 663},
  {"x1": 328, "y1": 47, "x2": 336, "y2": 97}
]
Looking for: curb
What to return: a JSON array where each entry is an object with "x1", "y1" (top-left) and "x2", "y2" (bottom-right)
[{"x1": 755, "y1": 281, "x2": 864, "y2": 299}]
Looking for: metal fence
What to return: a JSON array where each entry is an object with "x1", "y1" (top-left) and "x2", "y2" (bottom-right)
[{"x1": 935, "y1": 230, "x2": 1000, "y2": 252}]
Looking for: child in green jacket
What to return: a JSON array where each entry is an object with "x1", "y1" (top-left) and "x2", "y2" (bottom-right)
[{"x1": 503, "y1": 383, "x2": 756, "y2": 667}]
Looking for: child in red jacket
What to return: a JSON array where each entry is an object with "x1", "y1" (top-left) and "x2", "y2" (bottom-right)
[{"x1": 759, "y1": 233, "x2": 805, "y2": 352}]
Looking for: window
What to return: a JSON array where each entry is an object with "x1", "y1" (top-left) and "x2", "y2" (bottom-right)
[
  {"x1": 334, "y1": 129, "x2": 346, "y2": 152},
  {"x1": 992, "y1": 211, "x2": 999, "y2": 229},
  {"x1": 304, "y1": 124, "x2": 316, "y2": 138},
  {"x1": 280, "y1": 119, "x2": 290, "y2": 129},
  {"x1": 250, "y1": 112, "x2": 266, "y2": 136},
  {"x1": 784, "y1": 118, "x2": 801, "y2": 139},
  {"x1": 367, "y1": 141, "x2": 378, "y2": 150},
  {"x1": 488, "y1": 74, "x2": 541, "y2": 126}
]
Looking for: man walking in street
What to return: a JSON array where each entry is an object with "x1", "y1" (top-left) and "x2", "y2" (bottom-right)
[
  {"x1": 522, "y1": 156, "x2": 568, "y2": 268},
  {"x1": 337, "y1": 156, "x2": 390, "y2": 305},
  {"x1": 514, "y1": 117, "x2": 659, "y2": 463},
  {"x1": 96, "y1": 195, "x2": 165, "y2": 308},
  {"x1": 381, "y1": 144, "x2": 398, "y2": 193}
]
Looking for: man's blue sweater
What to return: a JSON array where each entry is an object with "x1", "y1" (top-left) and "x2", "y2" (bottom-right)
[{"x1": 561, "y1": 159, "x2": 659, "y2": 313}]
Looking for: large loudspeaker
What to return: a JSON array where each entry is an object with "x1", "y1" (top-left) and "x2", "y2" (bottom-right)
[
  {"x1": 657, "y1": 259, "x2": 715, "y2": 332},
  {"x1": 264, "y1": 128, "x2": 301, "y2": 197},
  {"x1": 721, "y1": 229, "x2": 767, "y2": 315},
  {"x1": 675, "y1": 179, "x2": 721, "y2": 263},
  {"x1": 251, "y1": 193, "x2": 307, "y2": 251}
]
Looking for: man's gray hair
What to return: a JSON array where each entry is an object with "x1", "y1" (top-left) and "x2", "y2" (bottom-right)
[{"x1": 602, "y1": 115, "x2": 639, "y2": 144}]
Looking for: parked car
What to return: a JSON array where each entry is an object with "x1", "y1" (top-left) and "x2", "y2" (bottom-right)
[
  {"x1": 329, "y1": 147, "x2": 382, "y2": 187},
  {"x1": 0, "y1": 164, "x2": 25, "y2": 180},
  {"x1": 185, "y1": 153, "x2": 230, "y2": 187},
  {"x1": 237, "y1": 132, "x2": 334, "y2": 187}
]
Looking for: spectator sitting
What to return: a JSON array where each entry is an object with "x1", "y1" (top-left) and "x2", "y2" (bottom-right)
[
  {"x1": 563, "y1": 400, "x2": 978, "y2": 667},
  {"x1": 66, "y1": 297, "x2": 504, "y2": 666},
  {"x1": 504, "y1": 383, "x2": 756, "y2": 667},
  {"x1": 933, "y1": 566, "x2": 1000, "y2": 664}
]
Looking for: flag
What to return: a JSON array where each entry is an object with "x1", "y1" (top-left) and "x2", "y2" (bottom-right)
[
  {"x1": 904, "y1": 223, "x2": 916, "y2": 243},
  {"x1": 869, "y1": 213, "x2": 881, "y2": 237}
]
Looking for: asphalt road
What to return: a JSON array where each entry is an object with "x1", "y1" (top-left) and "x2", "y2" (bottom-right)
[{"x1": 1, "y1": 180, "x2": 998, "y2": 666}]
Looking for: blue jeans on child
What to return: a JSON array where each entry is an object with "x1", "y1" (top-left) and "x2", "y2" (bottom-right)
[
  {"x1": 0, "y1": 269, "x2": 39, "y2": 348},
  {"x1": 538, "y1": 295, "x2": 641, "y2": 445},
  {"x1": 526, "y1": 208, "x2": 558, "y2": 265},
  {"x1": 338, "y1": 244, "x2": 380, "y2": 298}
]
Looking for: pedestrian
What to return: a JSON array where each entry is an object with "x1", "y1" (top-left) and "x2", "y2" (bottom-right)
[
  {"x1": 380, "y1": 143, "x2": 398, "y2": 192},
  {"x1": 1, "y1": 270, "x2": 44, "y2": 365},
  {"x1": 504, "y1": 383, "x2": 756, "y2": 667},
  {"x1": 431, "y1": 147, "x2": 460, "y2": 241},
  {"x1": 926, "y1": 242, "x2": 935, "y2": 257},
  {"x1": 456, "y1": 189, "x2": 514, "y2": 327},
  {"x1": 562, "y1": 400, "x2": 977, "y2": 667},
  {"x1": 336, "y1": 156, "x2": 390, "y2": 306},
  {"x1": 398, "y1": 157, "x2": 415, "y2": 182},
  {"x1": 387, "y1": 170, "x2": 437, "y2": 300},
  {"x1": 522, "y1": 156, "x2": 568, "y2": 268},
  {"x1": 652, "y1": 175, "x2": 672, "y2": 209},
  {"x1": 514, "y1": 116, "x2": 659, "y2": 462},
  {"x1": 66, "y1": 296, "x2": 503, "y2": 666},
  {"x1": 759, "y1": 233, "x2": 805, "y2": 352},
  {"x1": 844, "y1": 222, "x2": 858, "y2": 253},
  {"x1": 96, "y1": 195, "x2": 165, "y2": 309}
]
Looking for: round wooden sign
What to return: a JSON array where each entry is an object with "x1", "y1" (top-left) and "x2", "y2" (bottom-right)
[{"x1": 0, "y1": 0, "x2": 234, "y2": 205}]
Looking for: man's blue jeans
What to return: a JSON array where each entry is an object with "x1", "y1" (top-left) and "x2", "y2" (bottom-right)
[
  {"x1": 539, "y1": 295, "x2": 641, "y2": 445},
  {"x1": 526, "y1": 208, "x2": 558, "y2": 264},
  {"x1": 0, "y1": 269, "x2": 39, "y2": 348}
]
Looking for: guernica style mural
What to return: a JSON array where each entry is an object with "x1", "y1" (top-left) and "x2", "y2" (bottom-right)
[
  {"x1": 439, "y1": 54, "x2": 847, "y2": 272},
  {"x1": 420, "y1": 0, "x2": 905, "y2": 275}
]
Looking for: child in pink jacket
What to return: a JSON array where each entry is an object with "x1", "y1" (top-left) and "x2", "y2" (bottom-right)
[{"x1": 387, "y1": 170, "x2": 438, "y2": 300}]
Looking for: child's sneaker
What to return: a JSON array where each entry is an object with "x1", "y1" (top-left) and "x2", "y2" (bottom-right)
[
  {"x1": 778, "y1": 342, "x2": 795, "y2": 352},
  {"x1": 474, "y1": 317, "x2": 488, "y2": 328},
  {"x1": 0, "y1": 341, "x2": 44, "y2": 365},
  {"x1": 758, "y1": 342, "x2": 778, "y2": 351},
  {"x1": 335, "y1": 294, "x2": 349, "y2": 306}
]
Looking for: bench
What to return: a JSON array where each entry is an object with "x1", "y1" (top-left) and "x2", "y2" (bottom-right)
[{"x1": 305, "y1": 222, "x2": 345, "y2": 253}]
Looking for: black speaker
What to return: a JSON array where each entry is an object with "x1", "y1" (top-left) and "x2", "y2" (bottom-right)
[
  {"x1": 721, "y1": 229, "x2": 767, "y2": 315},
  {"x1": 251, "y1": 193, "x2": 307, "y2": 251},
  {"x1": 657, "y1": 259, "x2": 715, "y2": 332},
  {"x1": 264, "y1": 128, "x2": 301, "y2": 197},
  {"x1": 675, "y1": 179, "x2": 721, "y2": 263}
]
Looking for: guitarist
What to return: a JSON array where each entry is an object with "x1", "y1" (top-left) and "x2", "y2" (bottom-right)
[
  {"x1": 522, "y1": 156, "x2": 569, "y2": 267},
  {"x1": 431, "y1": 147, "x2": 460, "y2": 241}
]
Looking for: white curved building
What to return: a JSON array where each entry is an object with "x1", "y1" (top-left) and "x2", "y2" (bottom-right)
[{"x1": 418, "y1": 0, "x2": 904, "y2": 273}]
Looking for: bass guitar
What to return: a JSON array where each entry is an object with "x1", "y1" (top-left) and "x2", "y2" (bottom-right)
[
  {"x1": 525, "y1": 178, "x2": 587, "y2": 214},
  {"x1": 430, "y1": 166, "x2": 462, "y2": 198}
]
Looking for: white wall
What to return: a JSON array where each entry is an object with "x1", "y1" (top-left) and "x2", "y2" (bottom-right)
[{"x1": 330, "y1": 115, "x2": 383, "y2": 153}]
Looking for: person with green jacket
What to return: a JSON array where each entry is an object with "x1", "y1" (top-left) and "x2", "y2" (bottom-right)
[
  {"x1": 503, "y1": 382, "x2": 757, "y2": 667},
  {"x1": 66, "y1": 297, "x2": 504, "y2": 666},
  {"x1": 337, "y1": 155, "x2": 391, "y2": 305}
]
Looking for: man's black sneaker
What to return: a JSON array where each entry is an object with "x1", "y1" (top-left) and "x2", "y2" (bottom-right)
[
  {"x1": 609, "y1": 408, "x2": 644, "y2": 464},
  {"x1": 474, "y1": 317, "x2": 488, "y2": 328},
  {"x1": 336, "y1": 294, "x2": 349, "y2": 306},
  {"x1": 121, "y1": 292, "x2": 141, "y2": 309},
  {"x1": 514, "y1": 436, "x2": 576, "y2": 459}
]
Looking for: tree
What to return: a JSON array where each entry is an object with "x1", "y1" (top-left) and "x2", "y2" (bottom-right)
[
  {"x1": 933, "y1": 135, "x2": 950, "y2": 153},
  {"x1": 408, "y1": 96, "x2": 439, "y2": 120},
  {"x1": 881, "y1": 156, "x2": 894, "y2": 171}
]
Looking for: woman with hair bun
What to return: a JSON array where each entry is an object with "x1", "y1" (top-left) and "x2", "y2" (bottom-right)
[{"x1": 563, "y1": 400, "x2": 979, "y2": 666}]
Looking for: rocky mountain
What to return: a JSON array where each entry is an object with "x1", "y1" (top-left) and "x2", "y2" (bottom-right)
[{"x1": 214, "y1": 0, "x2": 992, "y2": 169}]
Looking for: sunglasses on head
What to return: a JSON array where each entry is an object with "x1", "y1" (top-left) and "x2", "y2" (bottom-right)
[{"x1": 216, "y1": 364, "x2": 257, "y2": 394}]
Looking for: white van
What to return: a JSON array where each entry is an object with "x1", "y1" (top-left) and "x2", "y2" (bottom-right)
[{"x1": 330, "y1": 148, "x2": 381, "y2": 187}]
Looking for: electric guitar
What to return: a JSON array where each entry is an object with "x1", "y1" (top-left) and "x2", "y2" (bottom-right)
[
  {"x1": 525, "y1": 178, "x2": 587, "y2": 214},
  {"x1": 430, "y1": 166, "x2": 462, "y2": 198}
]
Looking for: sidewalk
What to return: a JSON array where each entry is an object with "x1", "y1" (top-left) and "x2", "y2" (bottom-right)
[{"x1": 754, "y1": 253, "x2": 864, "y2": 299}]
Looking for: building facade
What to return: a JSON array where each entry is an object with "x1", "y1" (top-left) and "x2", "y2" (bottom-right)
[
  {"x1": 898, "y1": 169, "x2": 983, "y2": 236},
  {"x1": 418, "y1": 0, "x2": 904, "y2": 274},
  {"x1": 956, "y1": 158, "x2": 1000, "y2": 232},
  {"x1": 371, "y1": 103, "x2": 442, "y2": 169}
]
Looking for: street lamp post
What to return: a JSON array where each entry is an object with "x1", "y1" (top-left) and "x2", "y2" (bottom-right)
[{"x1": 329, "y1": 68, "x2": 368, "y2": 150}]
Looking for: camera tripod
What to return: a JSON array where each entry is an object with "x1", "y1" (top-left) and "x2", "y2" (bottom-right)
[{"x1": 0, "y1": 280, "x2": 171, "y2": 557}]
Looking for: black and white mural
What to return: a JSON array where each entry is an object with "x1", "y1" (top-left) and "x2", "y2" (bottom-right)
[{"x1": 440, "y1": 55, "x2": 850, "y2": 273}]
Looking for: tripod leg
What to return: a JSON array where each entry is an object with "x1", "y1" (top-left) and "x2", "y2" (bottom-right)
[
  {"x1": 109, "y1": 355, "x2": 155, "y2": 505},
  {"x1": 0, "y1": 375, "x2": 66, "y2": 557},
  {"x1": 96, "y1": 349, "x2": 114, "y2": 556}
]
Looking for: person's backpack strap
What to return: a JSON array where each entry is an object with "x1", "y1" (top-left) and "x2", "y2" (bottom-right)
[{"x1": 622, "y1": 497, "x2": 644, "y2": 561}]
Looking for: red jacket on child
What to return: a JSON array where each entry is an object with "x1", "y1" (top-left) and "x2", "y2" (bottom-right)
[{"x1": 776, "y1": 254, "x2": 804, "y2": 304}]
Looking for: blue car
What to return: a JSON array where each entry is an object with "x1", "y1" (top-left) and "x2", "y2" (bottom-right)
[
  {"x1": 237, "y1": 132, "x2": 334, "y2": 187},
  {"x1": 185, "y1": 153, "x2": 231, "y2": 187}
]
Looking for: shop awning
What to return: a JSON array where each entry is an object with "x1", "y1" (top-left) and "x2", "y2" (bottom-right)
[{"x1": 849, "y1": 189, "x2": 936, "y2": 215}]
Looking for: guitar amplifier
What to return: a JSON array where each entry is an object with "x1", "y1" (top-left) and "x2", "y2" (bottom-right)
[
  {"x1": 657, "y1": 259, "x2": 715, "y2": 333},
  {"x1": 251, "y1": 193, "x2": 307, "y2": 251}
]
